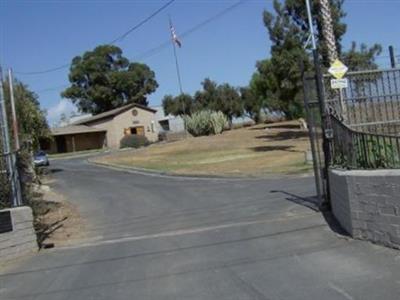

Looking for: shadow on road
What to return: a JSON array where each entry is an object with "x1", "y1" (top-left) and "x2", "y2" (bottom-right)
[
  {"x1": 270, "y1": 190, "x2": 320, "y2": 212},
  {"x1": 50, "y1": 168, "x2": 64, "y2": 174},
  {"x1": 270, "y1": 190, "x2": 349, "y2": 237},
  {"x1": 30, "y1": 199, "x2": 67, "y2": 248},
  {"x1": 38, "y1": 168, "x2": 64, "y2": 176}
]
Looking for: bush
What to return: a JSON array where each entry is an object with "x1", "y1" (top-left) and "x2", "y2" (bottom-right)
[
  {"x1": 184, "y1": 110, "x2": 210, "y2": 137},
  {"x1": 184, "y1": 110, "x2": 228, "y2": 137},
  {"x1": 210, "y1": 111, "x2": 228, "y2": 134},
  {"x1": 120, "y1": 135, "x2": 149, "y2": 149}
]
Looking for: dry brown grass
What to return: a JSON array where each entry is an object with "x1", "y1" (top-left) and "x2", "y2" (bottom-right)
[{"x1": 94, "y1": 121, "x2": 312, "y2": 177}]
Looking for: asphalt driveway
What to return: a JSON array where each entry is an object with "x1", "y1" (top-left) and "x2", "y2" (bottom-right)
[{"x1": 1, "y1": 157, "x2": 399, "y2": 299}]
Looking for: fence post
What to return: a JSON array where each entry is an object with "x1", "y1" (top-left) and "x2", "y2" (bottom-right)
[
  {"x1": 389, "y1": 46, "x2": 396, "y2": 68},
  {"x1": 305, "y1": 0, "x2": 331, "y2": 209},
  {"x1": 312, "y1": 49, "x2": 332, "y2": 210},
  {"x1": 7, "y1": 69, "x2": 23, "y2": 206},
  {"x1": 301, "y1": 64, "x2": 323, "y2": 205},
  {"x1": 0, "y1": 67, "x2": 18, "y2": 207},
  {"x1": 8, "y1": 69, "x2": 20, "y2": 150}
]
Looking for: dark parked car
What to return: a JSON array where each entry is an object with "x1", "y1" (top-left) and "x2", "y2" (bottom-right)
[{"x1": 34, "y1": 151, "x2": 49, "y2": 167}]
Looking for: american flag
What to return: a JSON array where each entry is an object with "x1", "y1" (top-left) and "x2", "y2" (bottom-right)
[{"x1": 170, "y1": 24, "x2": 182, "y2": 48}]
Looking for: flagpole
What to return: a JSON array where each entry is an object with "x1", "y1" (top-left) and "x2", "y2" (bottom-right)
[
  {"x1": 169, "y1": 16, "x2": 187, "y2": 137},
  {"x1": 169, "y1": 17, "x2": 184, "y2": 95}
]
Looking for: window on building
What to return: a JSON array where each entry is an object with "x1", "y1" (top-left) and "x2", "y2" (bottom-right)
[
  {"x1": 159, "y1": 120, "x2": 170, "y2": 131},
  {"x1": 130, "y1": 126, "x2": 144, "y2": 136}
]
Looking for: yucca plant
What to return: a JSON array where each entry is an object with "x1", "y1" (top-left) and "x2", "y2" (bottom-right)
[
  {"x1": 210, "y1": 111, "x2": 228, "y2": 135},
  {"x1": 184, "y1": 110, "x2": 228, "y2": 136}
]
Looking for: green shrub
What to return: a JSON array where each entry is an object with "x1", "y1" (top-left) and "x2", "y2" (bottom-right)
[
  {"x1": 184, "y1": 110, "x2": 228, "y2": 137},
  {"x1": 210, "y1": 111, "x2": 229, "y2": 134},
  {"x1": 184, "y1": 110, "x2": 210, "y2": 136},
  {"x1": 120, "y1": 135, "x2": 149, "y2": 149}
]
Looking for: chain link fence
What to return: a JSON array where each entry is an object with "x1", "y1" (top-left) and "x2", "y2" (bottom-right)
[
  {"x1": 1, "y1": 73, "x2": 23, "y2": 209},
  {"x1": 0, "y1": 151, "x2": 23, "y2": 209},
  {"x1": 0, "y1": 153, "x2": 12, "y2": 208}
]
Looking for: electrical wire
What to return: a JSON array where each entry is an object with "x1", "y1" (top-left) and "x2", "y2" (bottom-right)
[
  {"x1": 35, "y1": 84, "x2": 69, "y2": 94},
  {"x1": 14, "y1": 0, "x2": 176, "y2": 75},
  {"x1": 14, "y1": 64, "x2": 70, "y2": 76},
  {"x1": 135, "y1": 0, "x2": 247, "y2": 61},
  {"x1": 108, "y1": 0, "x2": 175, "y2": 44},
  {"x1": 32, "y1": 0, "x2": 248, "y2": 94}
]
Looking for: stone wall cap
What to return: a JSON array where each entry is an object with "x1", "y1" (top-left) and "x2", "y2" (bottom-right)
[
  {"x1": 0, "y1": 206, "x2": 33, "y2": 214},
  {"x1": 330, "y1": 168, "x2": 400, "y2": 177}
]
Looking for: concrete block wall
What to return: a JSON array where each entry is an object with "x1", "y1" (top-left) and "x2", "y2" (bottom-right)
[
  {"x1": 0, "y1": 206, "x2": 38, "y2": 265},
  {"x1": 329, "y1": 169, "x2": 400, "y2": 249}
]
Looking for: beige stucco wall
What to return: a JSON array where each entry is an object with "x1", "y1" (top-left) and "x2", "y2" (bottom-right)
[
  {"x1": 112, "y1": 107, "x2": 159, "y2": 147},
  {"x1": 85, "y1": 107, "x2": 158, "y2": 149}
]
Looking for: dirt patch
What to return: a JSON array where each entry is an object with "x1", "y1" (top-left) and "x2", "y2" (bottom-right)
[{"x1": 32, "y1": 179, "x2": 86, "y2": 248}]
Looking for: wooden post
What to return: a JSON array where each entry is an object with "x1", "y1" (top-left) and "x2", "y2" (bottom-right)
[
  {"x1": 72, "y1": 136, "x2": 76, "y2": 152},
  {"x1": 8, "y1": 69, "x2": 20, "y2": 150}
]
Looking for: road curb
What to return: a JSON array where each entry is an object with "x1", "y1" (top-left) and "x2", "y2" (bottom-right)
[
  {"x1": 88, "y1": 159, "x2": 313, "y2": 181},
  {"x1": 49, "y1": 150, "x2": 111, "y2": 161}
]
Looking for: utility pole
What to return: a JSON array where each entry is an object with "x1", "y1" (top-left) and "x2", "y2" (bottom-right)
[
  {"x1": 8, "y1": 68, "x2": 23, "y2": 206},
  {"x1": 389, "y1": 45, "x2": 397, "y2": 68},
  {"x1": 8, "y1": 69, "x2": 20, "y2": 150}
]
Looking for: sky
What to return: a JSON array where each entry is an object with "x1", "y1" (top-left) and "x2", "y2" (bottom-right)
[{"x1": 1, "y1": 0, "x2": 400, "y2": 126}]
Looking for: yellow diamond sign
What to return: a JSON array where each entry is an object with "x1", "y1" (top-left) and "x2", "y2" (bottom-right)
[{"x1": 328, "y1": 59, "x2": 348, "y2": 79}]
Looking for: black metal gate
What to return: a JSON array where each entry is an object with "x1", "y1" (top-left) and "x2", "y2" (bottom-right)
[
  {"x1": 303, "y1": 67, "x2": 400, "y2": 206},
  {"x1": 303, "y1": 73, "x2": 327, "y2": 205}
]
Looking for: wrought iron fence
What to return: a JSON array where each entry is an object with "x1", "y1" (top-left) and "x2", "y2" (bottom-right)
[
  {"x1": 323, "y1": 68, "x2": 400, "y2": 170},
  {"x1": 329, "y1": 114, "x2": 400, "y2": 169},
  {"x1": 324, "y1": 68, "x2": 400, "y2": 135},
  {"x1": 303, "y1": 67, "x2": 400, "y2": 204}
]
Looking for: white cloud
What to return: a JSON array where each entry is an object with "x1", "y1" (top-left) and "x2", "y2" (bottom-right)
[{"x1": 47, "y1": 99, "x2": 76, "y2": 126}]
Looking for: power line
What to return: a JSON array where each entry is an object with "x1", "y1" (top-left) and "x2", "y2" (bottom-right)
[
  {"x1": 14, "y1": 0, "x2": 176, "y2": 76},
  {"x1": 32, "y1": 0, "x2": 248, "y2": 95},
  {"x1": 109, "y1": 0, "x2": 175, "y2": 44},
  {"x1": 135, "y1": 0, "x2": 247, "y2": 61},
  {"x1": 14, "y1": 64, "x2": 70, "y2": 76},
  {"x1": 35, "y1": 84, "x2": 69, "y2": 94}
]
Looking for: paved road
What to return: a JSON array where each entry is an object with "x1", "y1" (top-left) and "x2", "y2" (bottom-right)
[{"x1": 1, "y1": 158, "x2": 399, "y2": 299}]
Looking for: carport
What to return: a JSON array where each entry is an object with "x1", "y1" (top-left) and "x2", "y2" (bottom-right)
[{"x1": 47, "y1": 125, "x2": 106, "y2": 153}]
